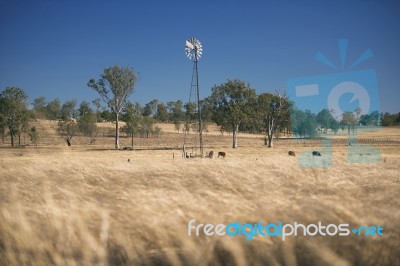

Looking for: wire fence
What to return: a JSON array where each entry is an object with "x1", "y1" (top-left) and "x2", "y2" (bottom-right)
[{"x1": 274, "y1": 138, "x2": 400, "y2": 147}]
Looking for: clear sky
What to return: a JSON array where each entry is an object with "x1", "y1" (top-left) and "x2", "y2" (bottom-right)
[{"x1": 1, "y1": 0, "x2": 399, "y2": 113}]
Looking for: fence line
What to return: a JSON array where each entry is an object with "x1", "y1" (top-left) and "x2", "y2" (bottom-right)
[{"x1": 274, "y1": 138, "x2": 400, "y2": 147}]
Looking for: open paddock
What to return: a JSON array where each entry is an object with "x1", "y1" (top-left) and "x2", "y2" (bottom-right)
[{"x1": 1, "y1": 138, "x2": 399, "y2": 265}]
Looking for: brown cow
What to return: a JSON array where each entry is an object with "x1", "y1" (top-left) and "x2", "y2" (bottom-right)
[
  {"x1": 288, "y1": 151, "x2": 296, "y2": 156},
  {"x1": 208, "y1": 151, "x2": 214, "y2": 158},
  {"x1": 218, "y1": 152, "x2": 226, "y2": 158}
]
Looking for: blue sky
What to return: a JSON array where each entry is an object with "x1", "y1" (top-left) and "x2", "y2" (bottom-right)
[{"x1": 1, "y1": 0, "x2": 399, "y2": 113}]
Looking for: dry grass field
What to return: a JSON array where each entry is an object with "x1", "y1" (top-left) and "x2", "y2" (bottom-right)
[{"x1": 0, "y1": 121, "x2": 399, "y2": 265}]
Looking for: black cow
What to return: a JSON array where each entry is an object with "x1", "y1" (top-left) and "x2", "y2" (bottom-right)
[
  {"x1": 288, "y1": 151, "x2": 296, "y2": 156},
  {"x1": 312, "y1": 151, "x2": 321, "y2": 156}
]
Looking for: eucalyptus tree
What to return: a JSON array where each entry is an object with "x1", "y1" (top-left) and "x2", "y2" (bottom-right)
[
  {"x1": 258, "y1": 91, "x2": 289, "y2": 148},
  {"x1": 32, "y1": 96, "x2": 47, "y2": 119},
  {"x1": 0, "y1": 87, "x2": 29, "y2": 147},
  {"x1": 88, "y1": 65, "x2": 137, "y2": 149},
  {"x1": 122, "y1": 101, "x2": 143, "y2": 147},
  {"x1": 209, "y1": 79, "x2": 257, "y2": 148},
  {"x1": 46, "y1": 99, "x2": 62, "y2": 120}
]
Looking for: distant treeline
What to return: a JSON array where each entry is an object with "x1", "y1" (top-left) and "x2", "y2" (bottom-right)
[{"x1": 1, "y1": 84, "x2": 399, "y2": 147}]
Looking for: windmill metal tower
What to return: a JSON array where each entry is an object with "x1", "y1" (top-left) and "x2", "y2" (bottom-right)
[{"x1": 184, "y1": 38, "x2": 204, "y2": 157}]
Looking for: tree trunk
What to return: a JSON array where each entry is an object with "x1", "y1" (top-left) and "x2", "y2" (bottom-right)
[
  {"x1": 267, "y1": 134, "x2": 273, "y2": 148},
  {"x1": 232, "y1": 124, "x2": 239, "y2": 148},
  {"x1": 267, "y1": 117, "x2": 274, "y2": 148},
  {"x1": 131, "y1": 131, "x2": 134, "y2": 148},
  {"x1": 10, "y1": 130, "x2": 14, "y2": 147},
  {"x1": 115, "y1": 112, "x2": 120, "y2": 149}
]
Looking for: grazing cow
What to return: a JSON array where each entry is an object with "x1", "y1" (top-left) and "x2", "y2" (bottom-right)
[
  {"x1": 218, "y1": 152, "x2": 226, "y2": 158},
  {"x1": 312, "y1": 151, "x2": 321, "y2": 156},
  {"x1": 128, "y1": 159, "x2": 131, "y2": 163},
  {"x1": 208, "y1": 151, "x2": 214, "y2": 158},
  {"x1": 288, "y1": 151, "x2": 296, "y2": 156}
]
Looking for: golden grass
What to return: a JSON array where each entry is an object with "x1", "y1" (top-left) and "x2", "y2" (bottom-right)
[
  {"x1": 1, "y1": 122, "x2": 400, "y2": 265},
  {"x1": 1, "y1": 144, "x2": 399, "y2": 265}
]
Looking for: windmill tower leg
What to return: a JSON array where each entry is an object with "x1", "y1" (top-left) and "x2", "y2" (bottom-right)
[{"x1": 194, "y1": 60, "x2": 204, "y2": 157}]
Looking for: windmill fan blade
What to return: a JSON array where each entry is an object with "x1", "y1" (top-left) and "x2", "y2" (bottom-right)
[
  {"x1": 185, "y1": 37, "x2": 202, "y2": 61},
  {"x1": 186, "y1": 40, "x2": 194, "y2": 49}
]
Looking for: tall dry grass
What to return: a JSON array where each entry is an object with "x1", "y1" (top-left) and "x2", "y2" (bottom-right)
[{"x1": 1, "y1": 142, "x2": 399, "y2": 265}]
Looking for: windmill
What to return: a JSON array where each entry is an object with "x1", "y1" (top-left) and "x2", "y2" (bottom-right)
[{"x1": 184, "y1": 38, "x2": 204, "y2": 158}]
